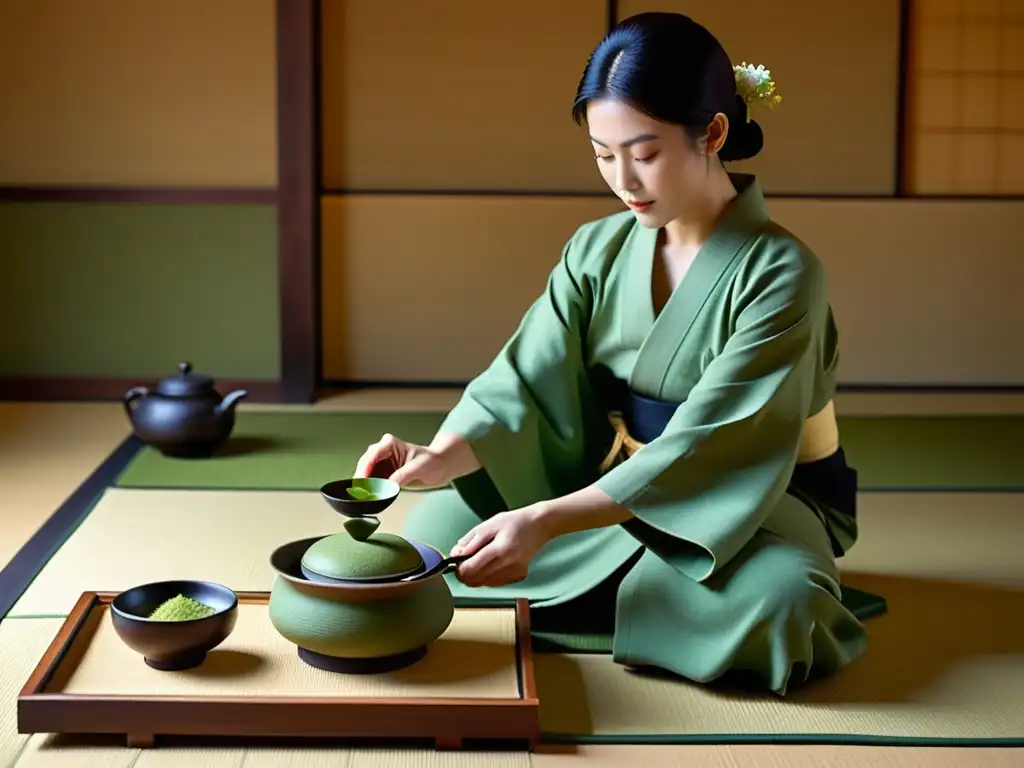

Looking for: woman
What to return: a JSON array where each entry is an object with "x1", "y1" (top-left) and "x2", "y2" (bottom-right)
[{"x1": 354, "y1": 12, "x2": 867, "y2": 696}]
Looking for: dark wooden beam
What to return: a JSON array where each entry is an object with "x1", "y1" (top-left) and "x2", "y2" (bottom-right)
[
  {"x1": 0, "y1": 377, "x2": 282, "y2": 403},
  {"x1": 275, "y1": 0, "x2": 319, "y2": 404},
  {"x1": 607, "y1": 0, "x2": 618, "y2": 33},
  {"x1": 897, "y1": 0, "x2": 914, "y2": 195}
]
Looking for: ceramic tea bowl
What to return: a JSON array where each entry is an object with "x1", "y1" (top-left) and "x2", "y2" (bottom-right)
[
  {"x1": 320, "y1": 477, "x2": 400, "y2": 518},
  {"x1": 110, "y1": 580, "x2": 238, "y2": 671}
]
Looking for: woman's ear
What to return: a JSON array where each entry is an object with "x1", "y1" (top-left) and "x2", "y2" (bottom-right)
[{"x1": 704, "y1": 113, "x2": 730, "y2": 156}]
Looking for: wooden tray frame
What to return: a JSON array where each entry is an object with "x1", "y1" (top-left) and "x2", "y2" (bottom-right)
[{"x1": 18, "y1": 591, "x2": 540, "y2": 750}]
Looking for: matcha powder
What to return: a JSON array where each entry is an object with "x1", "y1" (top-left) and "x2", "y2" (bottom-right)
[{"x1": 148, "y1": 594, "x2": 217, "y2": 621}]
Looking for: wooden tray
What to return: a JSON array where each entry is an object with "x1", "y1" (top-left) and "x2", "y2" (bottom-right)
[{"x1": 18, "y1": 591, "x2": 539, "y2": 750}]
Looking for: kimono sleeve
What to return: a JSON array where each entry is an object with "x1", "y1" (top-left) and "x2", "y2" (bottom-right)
[
  {"x1": 595, "y1": 244, "x2": 827, "y2": 582},
  {"x1": 438, "y1": 222, "x2": 607, "y2": 514}
]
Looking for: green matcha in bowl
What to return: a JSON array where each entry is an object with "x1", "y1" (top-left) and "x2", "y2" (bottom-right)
[{"x1": 111, "y1": 580, "x2": 238, "y2": 670}]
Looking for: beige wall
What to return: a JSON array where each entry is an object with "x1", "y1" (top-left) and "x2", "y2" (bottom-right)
[
  {"x1": 321, "y1": 195, "x2": 1023, "y2": 386},
  {"x1": 320, "y1": 195, "x2": 621, "y2": 381},
  {"x1": 0, "y1": 0, "x2": 277, "y2": 187},
  {"x1": 320, "y1": 0, "x2": 902, "y2": 196},
  {"x1": 0, "y1": 0, "x2": 281, "y2": 382},
  {"x1": 618, "y1": 0, "x2": 902, "y2": 196},
  {"x1": 312, "y1": 1, "x2": 1020, "y2": 388},
  {"x1": 768, "y1": 198, "x2": 1024, "y2": 386},
  {"x1": 320, "y1": 0, "x2": 608, "y2": 192}
]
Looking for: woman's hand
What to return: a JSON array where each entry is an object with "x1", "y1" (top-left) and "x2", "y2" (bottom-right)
[
  {"x1": 353, "y1": 431, "x2": 481, "y2": 488},
  {"x1": 451, "y1": 486, "x2": 635, "y2": 588},
  {"x1": 353, "y1": 434, "x2": 447, "y2": 486},
  {"x1": 450, "y1": 507, "x2": 552, "y2": 587}
]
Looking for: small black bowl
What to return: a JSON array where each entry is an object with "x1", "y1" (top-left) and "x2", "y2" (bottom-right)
[
  {"x1": 320, "y1": 477, "x2": 400, "y2": 518},
  {"x1": 110, "y1": 580, "x2": 238, "y2": 671}
]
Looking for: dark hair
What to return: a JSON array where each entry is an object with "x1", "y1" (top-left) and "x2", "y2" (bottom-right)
[{"x1": 572, "y1": 12, "x2": 762, "y2": 162}]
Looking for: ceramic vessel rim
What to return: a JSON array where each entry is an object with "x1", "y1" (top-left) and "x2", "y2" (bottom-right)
[
  {"x1": 320, "y1": 477, "x2": 400, "y2": 501},
  {"x1": 110, "y1": 580, "x2": 239, "y2": 624},
  {"x1": 274, "y1": 537, "x2": 447, "y2": 589}
]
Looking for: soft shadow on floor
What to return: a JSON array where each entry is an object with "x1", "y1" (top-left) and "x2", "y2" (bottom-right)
[
  {"x1": 790, "y1": 571, "x2": 1024, "y2": 704},
  {"x1": 393, "y1": 638, "x2": 518, "y2": 685},
  {"x1": 179, "y1": 649, "x2": 267, "y2": 679},
  {"x1": 632, "y1": 571, "x2": 1024, "y2": 705}
]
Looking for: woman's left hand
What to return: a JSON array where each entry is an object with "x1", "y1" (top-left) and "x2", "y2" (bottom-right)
[{"x1": 450, "y1": 507, "x2": 551, "y2": 588}]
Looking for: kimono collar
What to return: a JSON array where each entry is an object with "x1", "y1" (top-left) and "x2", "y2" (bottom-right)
[
  {"x1": 626, "y1": 172, "x2": 772, "y2": 397},
  {"x1": 717, "y1": 173, "x2": 769, "y2": 238}
]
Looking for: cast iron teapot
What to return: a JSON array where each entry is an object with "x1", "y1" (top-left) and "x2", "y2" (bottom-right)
[{"x1": 123, "y1": 362, "x2": 248, "y2": 458}]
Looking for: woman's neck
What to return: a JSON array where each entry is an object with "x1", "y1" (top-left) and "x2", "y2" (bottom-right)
[{"x1": 663, "y1": 167, "x2": 738, "y2": 248}]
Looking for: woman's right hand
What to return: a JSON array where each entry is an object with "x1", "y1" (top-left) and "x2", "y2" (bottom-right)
[{"x1": 353, "y1": 433, "x2": 466, "y2": 488}]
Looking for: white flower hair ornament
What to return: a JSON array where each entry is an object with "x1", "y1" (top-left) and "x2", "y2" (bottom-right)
[{"x1": 733, "y1": 63, "x2": 782, "y2": 122}]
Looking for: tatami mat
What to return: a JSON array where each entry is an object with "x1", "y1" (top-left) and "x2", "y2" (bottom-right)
[
  {"x1": 531, "y1": 744, "x2": 1024, "y2": 767},
  {"x1": 13, "y1": 740, "x2": 1020, "y2": 768},
  {"x1": 5, "y1": 484, "x2": 1022, "y2": 747},
  {"x1": 841, "y1": 491, "x2": 1024, "y2": 587},
  {"x1": 4, "y1": 394, "x2": 1024, "y2": 765},
  {"x1": 9, "y1": 487, "x2": 1023, "y2": 619},
  {"x1": 114, "y1": 411, "x2": 445, "y2": 490},
  {"x1": 0, "y1": 402, "x2": 127, "y2": 568},
  {"x1": 536, "y1": 570, "x2": 1024, "y2": 743},
  {"x1": 13, "y1": 740, "x2": 532, "y2": 767},
  {"x1": 6, "y1": 487, "x2": 422, "y2": 618},
  {"x1": 0, "y1": 617, "x2": 64, "y2": 767}
]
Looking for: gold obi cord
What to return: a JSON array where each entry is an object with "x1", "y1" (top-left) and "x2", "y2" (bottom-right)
[
  {"x1": 598, "y1": 411, "x2": 645, "y2": 473},
  {"x1": 598, "y1": 399, "x2": 840, "y2": 474}
]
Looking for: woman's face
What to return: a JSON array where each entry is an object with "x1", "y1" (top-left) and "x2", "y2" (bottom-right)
[{"x1": 586, "y1": 98, "x2": 726, "y2": 229}]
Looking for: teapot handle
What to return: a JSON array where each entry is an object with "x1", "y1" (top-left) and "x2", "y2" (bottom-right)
[{"x1": 123, "y1": 386, "x2": 149, "y2": 419}]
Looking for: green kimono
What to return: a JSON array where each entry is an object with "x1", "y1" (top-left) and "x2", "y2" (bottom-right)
[{"x1": 401, "y1": 174, "x2": 868, "y2": 695}]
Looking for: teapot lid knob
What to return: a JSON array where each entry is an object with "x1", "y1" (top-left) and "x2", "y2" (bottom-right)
[{"x1": 156, "y1": 361, "x2": 213, "y2": 397}]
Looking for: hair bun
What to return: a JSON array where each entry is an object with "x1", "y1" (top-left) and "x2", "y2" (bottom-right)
[{"x1": 719, "y1": 96, "x2": 763, "y2": 161}]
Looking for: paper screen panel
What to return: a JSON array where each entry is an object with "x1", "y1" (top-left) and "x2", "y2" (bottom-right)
[
  {"x1": 906, "y1": 0, "x2": 1024, "y2": 194},
  {"x1": 766, "y1": 197, "x2": 1024, "y2": 386},
  {"x1": 618, "y1": 0, "x2": 900, "y2": 195},
  {"x1": 0, "y1": 0, "x2": 277, "y2": 187},
  {"x1": 320, "y1": 194, "x2": 621, "y2": 382},
  {"x1": 320, "y1": 0, "x2": 608, "y2": 192}
]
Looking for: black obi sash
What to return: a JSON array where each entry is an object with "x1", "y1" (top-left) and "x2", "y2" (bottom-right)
[{"x1": 599, "y1": 380, "x2": 858, "y2": 521}]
